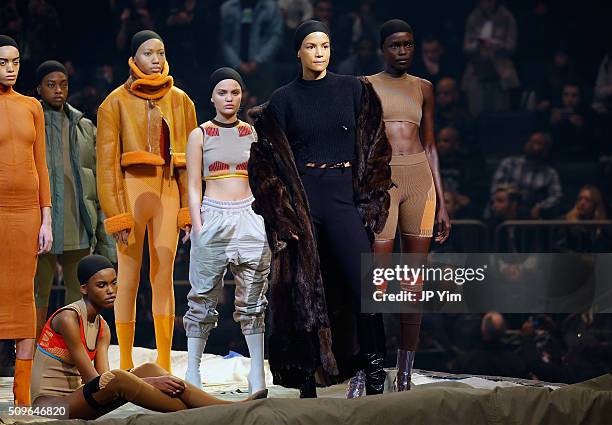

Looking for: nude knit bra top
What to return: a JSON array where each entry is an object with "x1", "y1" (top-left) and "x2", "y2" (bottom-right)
[
  {"x1": 200, "y1": 120, "x2": 256, "y2": 181},
  {"x1": 367, "y1": 72, "x2": 423, "y2": 126}
]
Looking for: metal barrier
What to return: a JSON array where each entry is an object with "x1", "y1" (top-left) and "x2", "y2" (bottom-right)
[
  {"x1": 434, "y1": 220, "x2": 489, "y2": 252},
  {"x1": 494, "y1": 220, "x2": 612, "y2": 252}
]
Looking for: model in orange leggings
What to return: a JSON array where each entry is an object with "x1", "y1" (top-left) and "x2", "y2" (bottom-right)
[
  {"x1": 368, "y1": 20, "x2": 450, "y2": 391},
  {"x1": 97, "y1": 31, "x2": 197, "y2": 372},
  {"x1": 31, "y1": 255, "x2": 266, "y2": 420}
]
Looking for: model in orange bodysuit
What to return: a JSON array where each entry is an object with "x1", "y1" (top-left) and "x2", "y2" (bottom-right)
[
  {"x1": 0, "y1": 35, "x2": 53, "y2": 405},
  {"x1": 96, "y1": 31, "x2": 196, "y2": 372}
]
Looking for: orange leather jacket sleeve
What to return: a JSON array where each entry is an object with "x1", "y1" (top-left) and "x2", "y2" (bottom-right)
[
  {"x1": 96, "y1": 104, "x2": 133, "y2": 234},
  {"x1": 175, "y1": 94, "x2": 197, "y2": 228}
]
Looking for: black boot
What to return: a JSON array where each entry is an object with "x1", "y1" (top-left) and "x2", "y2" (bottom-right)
[
  {"x1": 364, "y1": 353, "x2": 386, "y2": 395},
  {"x1": 299, "y1": 374, "x2": 317, "y2": 398}
]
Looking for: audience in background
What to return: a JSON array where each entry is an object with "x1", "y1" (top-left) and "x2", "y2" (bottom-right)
[
  {"x1": 336, "y1": 36, "x2": 382, "y2": 76},
  {"x1": 491, "y1": 132, "x2": 562, "y2": 219},
  {"x1": 454, "y1": 312, "x2": 529, "y2": 378},
  {"x1": 1, "y1": 0, "x2": 609, "y2": 384},
  {"x1": 434, "y1": 77, "x2": 475, "y2": 149},
  {"x1": 462, "y1": 0, "x2": 519, "y2": 116},
  {"x1": 411, "y1": 36, "x2": 457, "y2": 86},
  {"x1": 220, "y1": 0, "x2": 283, "y2": 100},
  {"x1": 549, "y1": 82, "x2": 594, "y2": 158}
]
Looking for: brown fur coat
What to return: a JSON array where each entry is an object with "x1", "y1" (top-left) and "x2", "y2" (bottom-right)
[{"x1": 248, "y1": 77, "x2": 392, "y2": 388}]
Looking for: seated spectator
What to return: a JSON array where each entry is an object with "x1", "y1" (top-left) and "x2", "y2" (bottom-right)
[
  {"x1": 435, "y1": 77, "x2": 475, "y2": 149},
  {"x1": 491, "y1": 132, "x2": 562, "y2": 219},
  {"x1": 411, "y1": 36, "x2": 457, "y2": 86},
  {"x1": 438, "y1": 126, "x2": 485, "y2": 215},
  {"x1": 115, "y1": 0, "x2": 157, "y2": 55},
  {"x1": 334, "y1": 0, "x2": 380, "y2": 64},
  {"x1": 165, "y1": 0, "x2": 198, "y2": 73},
  {"x1": 555, "y1": 185, "x2": 611, "y2": 252},
  {"x1": 565, "y1": 185, "x2": 608, "y2": 221},
  {"x1": 220, "y1": 0, "x2": 283, "y2": 99},
  {"x1": 454, "y1": 312, "x2": 529, "y2": 378},
  {"x1": 549, "y1": 82, "x2": 595, "y2": 158},
  {"x1": 592, "y1": 48, "x2": 612, "y2": 115},
  {"x1": 592, "y1": 48, "x2": 612, "y2": 155},
  {"x1": 0, "y1": 0, "x2": 23, "y2": 41},
  {"x1": 279, "y1": 0, "x2": 313, "y2": 30},
  {"x1": 312, "y1": 0, "x2": 334, "y2": 28},
  {"x1": 487, "y1": 185, "x2": 524, "y2": 252},
  {"x1": 535, "y1": 48, "x2": 579, "y2": 112},
  {"x1": 462, "y1": 0, "x2": 520, "y2": 116},
  {"x1": 520, "y1": 314, "x2": 609, "y2": 383},
  {"x1": 336, "y1": 36, "x2": 382, "y2": 76},
  {"x1": 444, "y1": 190, "x2": 461, "y2": 220},
  {"x1": 165, "y1": 0, "x2": 223, "y2": 97},
  {"x1": 68, "y1": 84, "x2": 103, "y2": 123}
]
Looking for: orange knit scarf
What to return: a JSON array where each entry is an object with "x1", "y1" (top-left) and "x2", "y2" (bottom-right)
[{"x1": 126, "y1": 58, "x2": 174, "y2": 100}]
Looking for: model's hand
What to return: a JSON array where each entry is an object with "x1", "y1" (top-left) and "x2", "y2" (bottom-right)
[
  {"x1": 144, "y1": 376, "x2": 186, "y2": 397},
  {"x1": 112, "y1": 229, "x2": 131, "y2": 246},
  {"x1": 435, "y1": 207, "x2": 451, "y2": 244},
  {"x1": 38, "y1": 222, "x2": 53, "y2": 254},
  {"x1": 181, "y1": 225, "x2": 192, "y2": 243},
  {"x1": 290, "y1": 231, "x2": 299, "y2": 241}
]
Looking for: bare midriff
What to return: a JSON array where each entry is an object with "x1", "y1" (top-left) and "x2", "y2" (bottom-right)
[
  {"x1": 204, "y1": 178, "x2": 252, "y2": 201},
  {"x1": 385, "y1": 121, "x2": 424, "y2": 155}
]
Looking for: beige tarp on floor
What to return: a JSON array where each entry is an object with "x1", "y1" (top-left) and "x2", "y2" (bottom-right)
[
  {"x1": 7, "y1": 374, "x2": 612, "y2": 425},
  {"x1": 2, "y1": 347, "x2": 611, "y2": 424}
]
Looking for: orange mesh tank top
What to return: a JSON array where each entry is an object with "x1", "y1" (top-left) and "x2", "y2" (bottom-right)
[
  {"x1": 367, "y1": 72, "x2": 424, "y2": 125},
  {"x1": 36, "y1": 299, "x2": 104, "y2": 364},
  {"x1": 200, "y1": 119, "x2": 257, "y2": 181}
]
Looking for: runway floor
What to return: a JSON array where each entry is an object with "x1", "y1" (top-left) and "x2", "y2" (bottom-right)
[{"x1": 0, "y1": 345, "x2": 570, "y2": 424}]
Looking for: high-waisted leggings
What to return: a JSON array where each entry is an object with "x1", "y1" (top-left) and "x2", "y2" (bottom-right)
[
  {"x1": 32, "y1": 362, "x2": 233, "y2": 420},
  {"x1": 375, "y1": 152, "x2": 436, "y2": 352},
  {"x1": 299, "y1": 166, "x2": 383, "y2": 356},
  {"x1": 376, "y1": 152, "x2": 436, "y2": 240},
  {"x1": 114, "y1": 165, "x2": 180, "y2": 370}
]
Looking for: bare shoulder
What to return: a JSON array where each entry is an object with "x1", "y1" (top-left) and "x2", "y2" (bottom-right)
[
  {"x1": 417, "y1": 77, "x2": 434, "y2": 93},
  {"x1": 188, "y1": 125, "x2": 204, "y2": 143},
  {"x1": 101, "y1": 318, "x2": 111, "y2": 342},
  {"x1": 52, "y1": 308, "x2": 80, "y2": 333}
]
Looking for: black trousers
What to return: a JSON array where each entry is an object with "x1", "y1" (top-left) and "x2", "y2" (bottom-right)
[{"x1": 300, "y1": 166, "x2": 385, "y2": 363}]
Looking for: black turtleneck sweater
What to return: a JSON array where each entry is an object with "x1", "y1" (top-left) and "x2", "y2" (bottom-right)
[{"x1": 267, "y1": 72, "x2": 362, "y2": 166}]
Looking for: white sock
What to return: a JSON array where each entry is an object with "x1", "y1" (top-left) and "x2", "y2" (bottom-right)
[
  {"x1": 186, "y1": 337, "x2": 207, "y2": 388},
  {"x1": 245, "y1": 333, "x2": 266, "y2": 394}
]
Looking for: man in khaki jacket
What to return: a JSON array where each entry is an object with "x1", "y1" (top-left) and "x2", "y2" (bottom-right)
[
  {"x1": 34, "y1": 60, "x2": 116, "y2": 337},
  {"x1": 96, "y1": 30, "x2": 197, "y2": 373}
]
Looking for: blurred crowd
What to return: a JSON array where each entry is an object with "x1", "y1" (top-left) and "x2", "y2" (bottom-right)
[{"x1": 1, "y1": 0, "x2": 610, "y2": 383}]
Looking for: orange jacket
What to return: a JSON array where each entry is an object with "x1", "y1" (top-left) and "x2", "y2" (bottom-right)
[{"x1": 96, "y1": 83, "x2": 197, "y2": 234}]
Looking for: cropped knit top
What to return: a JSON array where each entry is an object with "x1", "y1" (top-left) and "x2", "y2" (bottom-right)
[
  {"x1": 31, "y1": 299, "x2": 105, "y2": 400},
  {"x1": 199, "y1": 119, "x2": 256, "y2": 180},
  {"x1": 367, "y1": 72, "x2": 423, "y2": 126}
]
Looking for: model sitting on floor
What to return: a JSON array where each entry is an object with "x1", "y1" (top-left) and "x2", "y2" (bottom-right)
[{"x1": 30, "y1": 255, "x2": 267, "y2": 420}]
